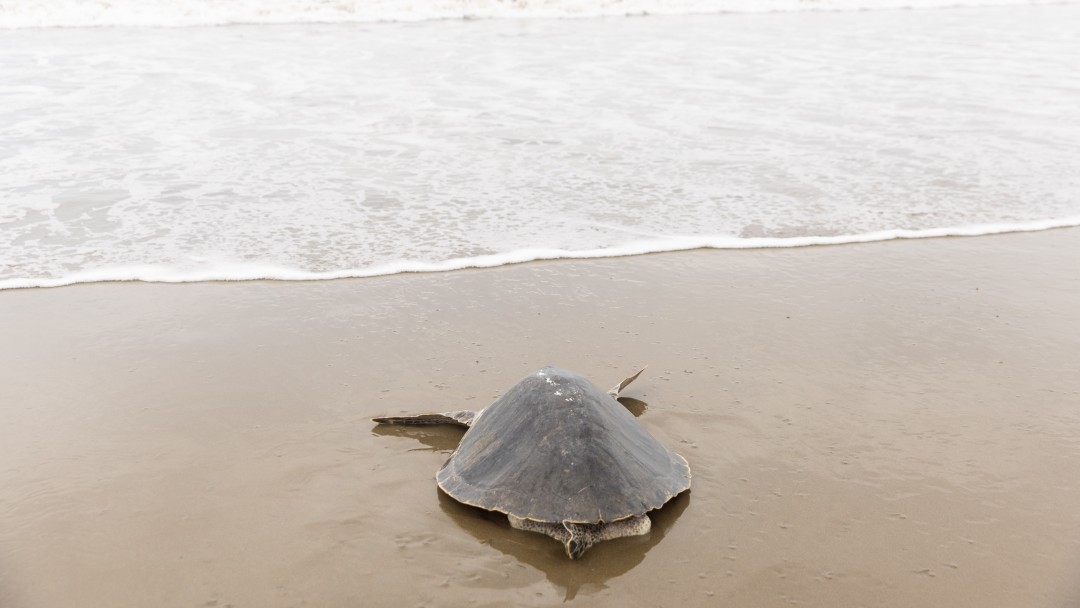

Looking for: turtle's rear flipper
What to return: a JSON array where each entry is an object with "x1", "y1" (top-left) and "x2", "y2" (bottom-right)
[
  {"x1": 608, "y1": 367, "x2": 646, "y2": 398},
  {"x1": 509, "y1": 515, "x2": 651, "y2": 559},
  {"x1": 564, "y1": 516, "x2": 651, "y2": 559},
  {"x1": 372, "y1": 410, "x2": 477, "y2": 428}
]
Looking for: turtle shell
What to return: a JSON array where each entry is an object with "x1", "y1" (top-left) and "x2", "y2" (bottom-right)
[{"x1": 436, "y1": 367, "x2": 691, "y2": 524}]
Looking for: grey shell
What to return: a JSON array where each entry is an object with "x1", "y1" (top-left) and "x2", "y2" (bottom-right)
[{"x1": 436, "y1": 366, "x2": 691, "y2": 524}]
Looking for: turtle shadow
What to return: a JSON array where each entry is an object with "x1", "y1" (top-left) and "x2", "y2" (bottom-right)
[
  {"x1": 617, "y1": 397, "x2": 648, "y2": 417},
  {"x1": 370, "y1": 424, "x2": 465, "y2": 453},
  {"x1": 437, "y1": 488, "x2": 691, "y2": 601}
]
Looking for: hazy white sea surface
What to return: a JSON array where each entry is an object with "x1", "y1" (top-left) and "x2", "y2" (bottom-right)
[
  {"x1": 1, "y1": 5, "x2": 1079, "y2": 288},
  {"x1": 2, "y1": 0, "x2": 1075, "y2": 28}
]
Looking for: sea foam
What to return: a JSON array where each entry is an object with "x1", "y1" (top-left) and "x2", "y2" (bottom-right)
[
  {"x1": 0, "y1": 0, "x2": 1075, "y2": 28},
  {"x1": 3, "y1": 5, "x2": 1080, "y2": 290},
  {"x1": 3, "y1": 217, "x2": 1079, "y2": 290}
]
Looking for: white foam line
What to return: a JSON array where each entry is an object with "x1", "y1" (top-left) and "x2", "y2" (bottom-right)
[
  {"x1": 2, "y1": 0, "x2": 1077, "y2": 29},
  {"x1": 3, "y1": 216, "x2": 1079, "y2": 290}
]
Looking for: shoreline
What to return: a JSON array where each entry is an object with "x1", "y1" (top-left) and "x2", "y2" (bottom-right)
[
  {"x1": 2, "y1": 229, "x2": 1079, "y2": 607},
  {"x1": 5, "y1": 217, "x2": 1080, "y2": 291}
]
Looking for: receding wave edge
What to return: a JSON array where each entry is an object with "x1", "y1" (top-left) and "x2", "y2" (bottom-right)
[{"x1": 3, "y1": 216, "x2": 1079, "y2": 290}]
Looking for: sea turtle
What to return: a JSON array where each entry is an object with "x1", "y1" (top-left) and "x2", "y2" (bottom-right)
[{"x1": 373, "y1": 366, "x2": 692, "y2": 559}]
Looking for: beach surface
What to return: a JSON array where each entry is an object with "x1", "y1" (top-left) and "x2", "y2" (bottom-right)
[{"x1": 2, "y1": 230, "x2": 1079, "y2": 607}]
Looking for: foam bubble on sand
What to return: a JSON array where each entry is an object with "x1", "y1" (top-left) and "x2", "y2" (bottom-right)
[{"x1": 4, "y1": 217, "x2": 1077, "y2": 290}]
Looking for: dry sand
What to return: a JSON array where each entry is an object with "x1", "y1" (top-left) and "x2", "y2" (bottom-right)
[{"x1": 2, "y1": 229, "x2": 1079, "y2": 607}]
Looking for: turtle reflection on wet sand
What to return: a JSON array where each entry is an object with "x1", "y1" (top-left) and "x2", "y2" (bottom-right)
[{"x1": 373, "y1": 366, "x2": 692, "y2": 559}]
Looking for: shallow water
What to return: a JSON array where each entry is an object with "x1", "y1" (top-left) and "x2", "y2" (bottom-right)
[
  {"x1": 3, "y1": 5, "x2": 1080, "y2": 288},
  {"x1": 3, "y1": 0, "x2": 1072, "y2": 28}
]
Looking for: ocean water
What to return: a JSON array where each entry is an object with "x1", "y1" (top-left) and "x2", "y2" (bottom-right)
[
  {"x1": 2, "y1": 1, "x2": 1079, "y2": 289},
  {"x1": 1, "y1": 0, "x2": 1073, "y2": 28}
]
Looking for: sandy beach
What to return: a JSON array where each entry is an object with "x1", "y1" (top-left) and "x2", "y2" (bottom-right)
[{"x1": 2, "y1": 229, "x2": 1079, "y2": 607}]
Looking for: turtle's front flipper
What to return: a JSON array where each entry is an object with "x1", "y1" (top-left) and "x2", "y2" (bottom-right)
[
  {"x1": 372, "y1": 410, "x2": 477, "y2": 428},
  {"x1": 607, "y1": 367, "x2": 646, "y2": 398}
]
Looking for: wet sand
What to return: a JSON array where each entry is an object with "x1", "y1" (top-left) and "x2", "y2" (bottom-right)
[{"x1": 2, "y1": 229, "x2": 1079, "y2": 607}]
